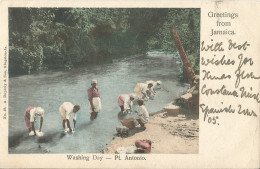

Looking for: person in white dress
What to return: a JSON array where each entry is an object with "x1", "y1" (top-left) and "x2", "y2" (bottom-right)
[
  {"x1": 134, "y1": 83, "x2": 153, "y2": 100},
  {"x1": 117, "y1": 93, "x2": 135, "y2": 113},
  {"x1": 24, "y1": 106, "x2": 44, "y2": 136},
  {"x1": 145, "y1": 80, "x2": 162, "y2": 95},
  {"x1": 59, "y1": 102, "x2": 80, "y2": 132}
]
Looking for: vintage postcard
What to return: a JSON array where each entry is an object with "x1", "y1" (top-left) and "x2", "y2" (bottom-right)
[{"x1": 0, "y1": 0, "x2": 259, "y2": 168}]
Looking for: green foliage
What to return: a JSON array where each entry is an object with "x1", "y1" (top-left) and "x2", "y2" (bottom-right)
[
  {"x1": 9, "y1": 46, "x2": 44, "y2": 75},
  {"x1": 175, "y1": 97, "x2": 188, "y2": 109},
  {"x1": 9, "y1": 8, "x2": 200, "y2": 77},
  {"x1": 147, "y1": 9, "x2": 200, "y2": 82}
]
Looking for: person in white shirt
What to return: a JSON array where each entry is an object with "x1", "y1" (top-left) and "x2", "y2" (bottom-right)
[
  {"x1": 24, "y1": 106, "x2": 44, "y2": 136},
  {"x1": 117, "y1": 93, "x2": 135, "y2": 113},
  {"x1": 145, "y1": 80, "x2": 162, "y2": 95},
  {"x1": 59, "y1": 102, "x2": 80, "y2": 133},
  {"x1": 134, "y1": 83, "x2": 153, "y2": 100},
  {"x1": 136, "y1": 99, "x2": 149, "y2": 130}
]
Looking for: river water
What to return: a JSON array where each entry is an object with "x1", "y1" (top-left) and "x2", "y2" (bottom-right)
[{"x1": 8, "y1": 51, "x2": 188, "y2": 154}]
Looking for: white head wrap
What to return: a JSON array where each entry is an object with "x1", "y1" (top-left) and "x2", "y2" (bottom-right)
[
  {"x1": 91, "y1": 79, "x2": 98, "y2": 84},
  {"x1": 35, "y1": 107, "x2": 44, "y2": 116},
  {"x1": 130, "y1": 93, "x2": 136, "y2": 99}
]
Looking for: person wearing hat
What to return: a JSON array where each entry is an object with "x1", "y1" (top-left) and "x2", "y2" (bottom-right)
[
  {"x1": 136, "y1": 99, "x2": 149, "y2": 130},
  {"x1": 134, "y1": 82, "x2": 153, "y2": 100},
  {"x1": 117, "y1": 93, "x2": 136, "y2": 113},
  {"x1": 88, "y1": 79, "x2": 102, "y2": 120},
  {"x1": 59, "y1": 102, "x2": 80, "y2": 133},
  {"x1": 145, "y1": 80, "x2": 162, "y2": 95},
  {"x1": 24, "y1": 106, "x2": 44, "y2": 136}
]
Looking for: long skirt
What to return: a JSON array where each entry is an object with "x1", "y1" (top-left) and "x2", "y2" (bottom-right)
[
  {"x1": 89, "y1": 97, "x2": 102, "y2": 113},
  {"x1": 134, "y1": 85, "x2": 143, "y2": 99}
]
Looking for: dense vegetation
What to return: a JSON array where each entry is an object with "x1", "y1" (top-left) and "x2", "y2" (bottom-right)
[{"x1": 9, "y1": 8, "x2": 200, "y2": 79}]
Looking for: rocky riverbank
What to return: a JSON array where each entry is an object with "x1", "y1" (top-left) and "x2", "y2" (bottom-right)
[{"x1": 104, "y1": 111, "x2": 199, "y2": 154}]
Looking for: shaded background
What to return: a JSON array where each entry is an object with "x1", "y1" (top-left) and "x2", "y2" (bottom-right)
[{"x1": 9, "y1": 8, "x2": 200, "y2": 81}]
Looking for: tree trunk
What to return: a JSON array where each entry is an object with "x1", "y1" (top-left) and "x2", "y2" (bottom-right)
[{"x1": 171, "y1": 26, "x2": 195, "y2": 86}]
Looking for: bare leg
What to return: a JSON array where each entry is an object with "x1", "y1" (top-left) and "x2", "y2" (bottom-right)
[
  {"x1": 137, "y1": 119, "x2": 146, "y2": 129},
  {"x1": 120, "y1": 106, "x2": 124, "y2": 112},
  {"x1": 90, "y1": 112, "x2": 94, "y2": 120},
  {"x1": 62, "y1": 120, "x2": 66, "y2": 129},
  {"x1": 92, "y1": 111, "x2": 98, "y2": 119}
]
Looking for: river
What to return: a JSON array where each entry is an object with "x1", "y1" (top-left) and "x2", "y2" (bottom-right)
[{"x1": 8, "y1": 51, "x2": 188, "y2": 153}]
